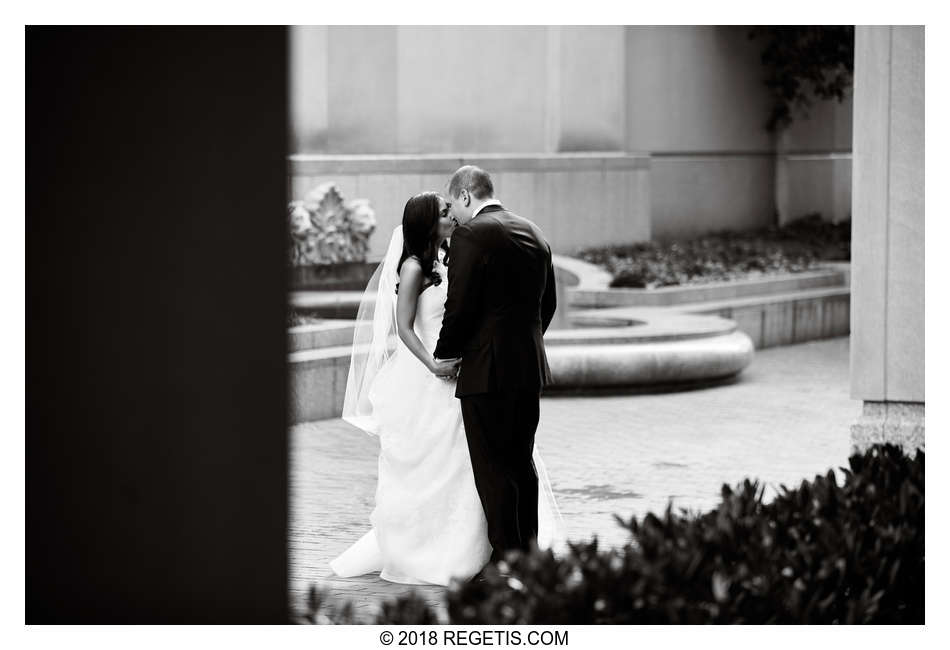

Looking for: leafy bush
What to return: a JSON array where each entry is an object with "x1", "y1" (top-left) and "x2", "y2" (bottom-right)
[
  {"x1": 304, "y1": 444, "x2": 923, "y2": 624},
  {"x1": 771, "y1": 213, "x2": 851, "y2": 259},
  {"x1": 747, "y1": 27, "x2": 854, "y2": 133},
  {"x1": 297, "y1": 585, "x2": 357, "y2": 624},
  {"x1": 446, "y1": 443, "x2": 923, "y2": 624},
  {"x1": 297, "y1": 584, "x2": 442, "y2": 625},
  {"x1": 376, "y1": 592, "x2": 443, "y2": 625},
  {"x1": 579, "y1": 214, "x2": 851, "y2": 289}
]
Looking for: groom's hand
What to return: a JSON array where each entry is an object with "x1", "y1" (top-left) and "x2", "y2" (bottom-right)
[{"x1": 430, "y1": 357, "x2": 461, "y2": 379}]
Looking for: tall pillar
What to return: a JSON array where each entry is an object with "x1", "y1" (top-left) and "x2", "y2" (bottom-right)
[
  {"x1": 289, "y1": 26, "x2": 329, "y2": 153},
  {"x1": 850, "y1": 26, "x2": 925, "y2": 451}
]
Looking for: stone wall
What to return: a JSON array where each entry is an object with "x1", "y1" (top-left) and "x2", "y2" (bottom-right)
[
  {"x1": 776, "y1": 91, "x2": 854, "y2": 224},
  {"x1": 290, "y1": 26, "x2": 854, "y2": 241},
  {"x1": 289, "y1": 153, "x2": 651, "y2": 258}
]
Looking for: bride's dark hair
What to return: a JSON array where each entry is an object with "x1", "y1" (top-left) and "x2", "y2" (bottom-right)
[{"x1": 396, "y1": 191, "x2": 444, "y2": 293}]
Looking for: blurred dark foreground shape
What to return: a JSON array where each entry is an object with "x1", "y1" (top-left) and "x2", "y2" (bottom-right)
[{"x1": 27, "y1": 27, "x2": 289, "y2": 623}]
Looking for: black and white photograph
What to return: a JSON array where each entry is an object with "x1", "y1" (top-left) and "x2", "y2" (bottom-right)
[{"x1": 20, "y1": 9, "x2": 935, "y2": 641}]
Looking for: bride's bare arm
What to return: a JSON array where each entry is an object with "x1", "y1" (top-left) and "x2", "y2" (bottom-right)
[{"x1": 396, "y1": 259, "x2": 459, "y2": 377}]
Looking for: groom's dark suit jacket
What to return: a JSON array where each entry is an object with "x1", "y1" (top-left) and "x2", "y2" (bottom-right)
[{"x1": 434, "y1": 204, "x2": 556, "y2": 397}]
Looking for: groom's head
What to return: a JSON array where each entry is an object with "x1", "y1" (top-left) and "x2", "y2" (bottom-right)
[{"x1": 447, "y1": 165, "x2": 494, "y2": 224}]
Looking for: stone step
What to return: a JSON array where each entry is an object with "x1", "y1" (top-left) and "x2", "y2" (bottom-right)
[
  {"x1": 288, "y1": 320, "x2": 356, "y2": 352},
  {"x1": 289, "y1": 290, "x2": 365, "y2": 319}
]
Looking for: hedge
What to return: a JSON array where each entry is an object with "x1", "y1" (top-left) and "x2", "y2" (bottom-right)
[{"x1": 303, "y1": 443, "x2": 923, "y2": 625}]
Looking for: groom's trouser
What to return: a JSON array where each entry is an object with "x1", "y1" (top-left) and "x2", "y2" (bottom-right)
[{"x1": 460, "y1": 390, "x2": 540, "y2": 563}]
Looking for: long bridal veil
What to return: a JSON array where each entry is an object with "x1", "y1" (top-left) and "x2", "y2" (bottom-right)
[
  {"x1": 340, "y1": 225, "x2": 567, "y2": 554},
  {"x1": 340, "y1": 226, "x2": 402, "y2": 436}
]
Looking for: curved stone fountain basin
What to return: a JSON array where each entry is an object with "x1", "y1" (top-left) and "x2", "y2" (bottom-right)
[
  {"x1": 286, "y1": 256, "x2": 859, "y2": 422},
  {"x1": 543, "y1": 255, "x2": 754, "y2": 388},
  {"x1": 288, "y1": 255, "x2": 755, "y2": 425},
  {"x1": 546, "y1": 334, "x2": 753, "y2": 389},
  {"x1": 290, "y1": 270, "x2": 755, "y2": 380},
  {"x1": 544, "y1": 305, "x2": 753, "y2": 390},
  {"x1": 288, "y1": 303, "x2": 754, "y2": 400}
]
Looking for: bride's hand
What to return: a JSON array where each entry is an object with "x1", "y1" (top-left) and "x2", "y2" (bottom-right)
[{"x1": 430, "y1": 357, "x2": 461, "y2": 379}]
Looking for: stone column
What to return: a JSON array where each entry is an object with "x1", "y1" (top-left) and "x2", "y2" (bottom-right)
[
  {"x1": 850, "y1": 26, "x2": 925, "y2": 451},
  {"x1": 289, "y1": 26, "x2": 329, "y2": 153}
]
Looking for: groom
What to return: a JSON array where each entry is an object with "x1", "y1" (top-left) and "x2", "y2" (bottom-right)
[{"x1": 434, "y1": 165, "x2": 557, "y2": 564}]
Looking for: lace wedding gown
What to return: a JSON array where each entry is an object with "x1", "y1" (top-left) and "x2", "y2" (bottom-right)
[{"x1": 330, "y1": 252, "x2": 561, "y2": 585}]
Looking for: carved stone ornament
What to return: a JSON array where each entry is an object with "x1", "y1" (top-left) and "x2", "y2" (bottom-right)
[{"x1": 288, "y1": 182, "x2": 377, "y2": 266}]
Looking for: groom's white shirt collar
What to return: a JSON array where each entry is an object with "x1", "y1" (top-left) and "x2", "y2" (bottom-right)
[{"x1": 471, "y1": 199, "x2": 502, "y2": 220}]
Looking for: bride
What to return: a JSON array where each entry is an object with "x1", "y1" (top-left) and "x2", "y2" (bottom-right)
[{"x1": 329, "y1": 191, "x2": 563, "y2": 586}]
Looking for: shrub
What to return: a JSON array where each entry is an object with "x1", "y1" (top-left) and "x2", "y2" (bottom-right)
[
  {"x1": 376, "y1": 592, "x2": 443, "y2": 625},
  {"x1": 305, "y1": 444, "x2": 922, "y2": 624},
  {"x1": 297, "y1": 585, "x2": 357, "y2": 624},
  {"x1": 769, "y1": 213, "x2": 851, "y2": 261},
  {"x1": 297, "y1": 584, "x2": 441, "y2": 625},
  {"x1": 579, "y1": 214, "x2": 851, "y2": 289},
  {"x1": 747, "y1": 27, "x2": 854, "y2": 133},
  {"x1": 445, "y1": 443, "x2": 922, "y2": 624}
]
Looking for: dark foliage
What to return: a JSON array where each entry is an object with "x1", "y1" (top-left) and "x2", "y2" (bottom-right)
[
  {"x1": 579, "y1": 213, "x2": 851, "y2": 289},
  {"x1": 771, "y1": 213, "x2": 852, "y2": 257},
  {"x1": 297, "y1": 584, "x2": 442, "y2": 624},
  {"x1": 297, "y1": 584, "x2": 357, "y2": 624},
  {"x1": 376, "y1": 592, "x2": 443, "y2": 624},
  {"x1": 445, "y1": 444, "x2": 923, "y2": 624},
  {"x1": 306, "y1": 444, "x2": 923, "y2": 624},
  {"x1": 748, "y1": 26, "x2": 855, "y2": 132}
]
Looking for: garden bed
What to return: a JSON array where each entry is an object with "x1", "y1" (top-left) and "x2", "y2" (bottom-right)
[{"x1": 578, "y1": 214, "x2": 850, "y2": 289}]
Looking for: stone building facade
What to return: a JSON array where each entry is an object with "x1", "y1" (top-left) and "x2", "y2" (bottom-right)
[{"x1": 289, "y1": 26, "x2": 852, "y2": 258}]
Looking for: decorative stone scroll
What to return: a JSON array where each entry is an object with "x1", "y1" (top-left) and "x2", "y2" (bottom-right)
[{"x1": 288, "y1": 182, "x2": 376, "y2": 266}]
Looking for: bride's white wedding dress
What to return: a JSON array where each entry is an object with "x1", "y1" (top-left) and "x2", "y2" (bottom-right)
[
  {"x1": 330, "y1": 252, "x2": 492, "y2": 585},
  {"x1": 330, "y1": 228, "x2": 563, "y2": 586}
]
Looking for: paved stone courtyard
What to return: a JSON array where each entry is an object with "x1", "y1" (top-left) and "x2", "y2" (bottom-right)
[{"x1": 289, "y1": 336, "x2": 859, "y2": 621}]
